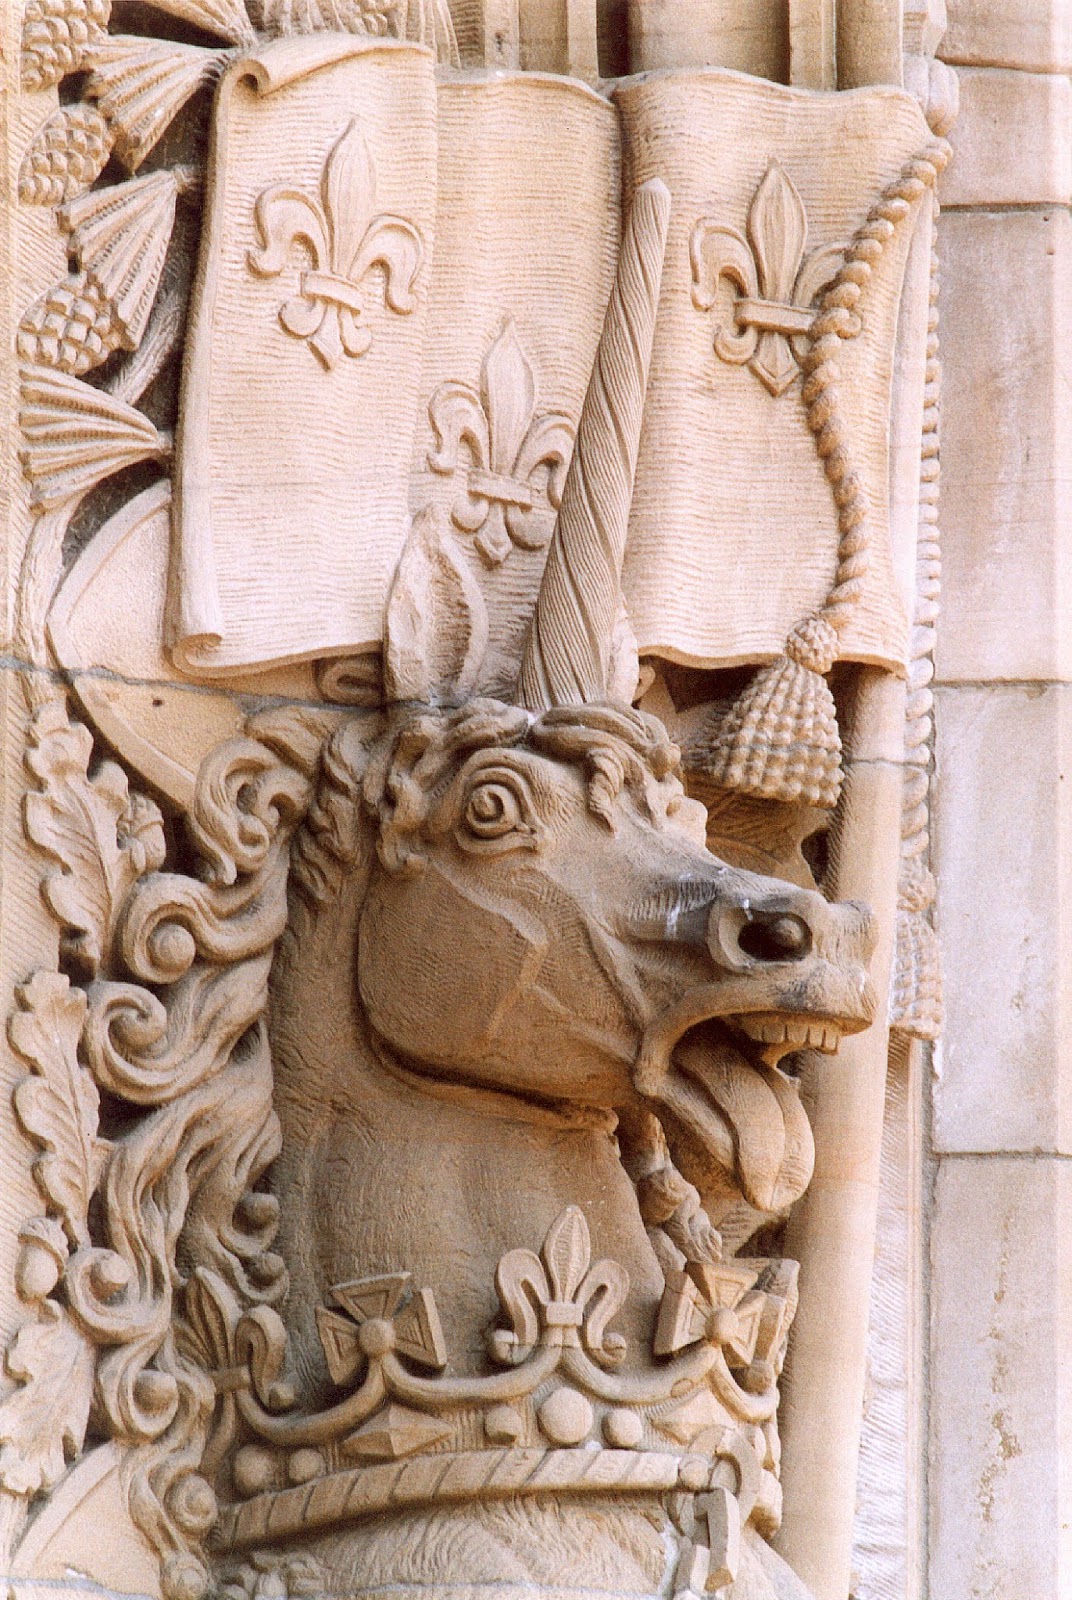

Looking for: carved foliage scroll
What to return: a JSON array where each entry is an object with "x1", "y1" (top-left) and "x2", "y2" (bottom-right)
[{"x1": 1, "y1": 692, "x2": 320, "y2": 1599}]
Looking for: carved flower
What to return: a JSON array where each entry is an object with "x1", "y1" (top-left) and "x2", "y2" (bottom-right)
[
  {"x1": 491, "y1": 1206, "x2": 628, "y2": 1369},
  {"x1": 427, "y1": 322, "x2": 574, "y2": 565},
  {"x1": 248, "y1": 118, "x2": 424, "y2": 370},
  {"x1": 691, "y1": 162, "x2": 845, "y2": 397}
]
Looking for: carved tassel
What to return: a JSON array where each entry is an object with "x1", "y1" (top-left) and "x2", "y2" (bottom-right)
[
  {"x1": 519, "y1": 177, "x2": 671, "y2": 710},
  {"x1": 85, "y1": 36, "x2": 228, "y2": 172},
  {"x1": 705, "y1": 141, "x2": 951, "y2": 811},
  {"x1": 19, "y1": 366, "x2": 167, "y2": 510},
  {"x1": 704, "y1": 614, "x2": 842, "y2": 809},
  {"x1": 61, "y1": 169, "x2": 182, "y2": 351}
]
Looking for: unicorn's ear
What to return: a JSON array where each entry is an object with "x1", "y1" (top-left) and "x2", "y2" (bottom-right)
[
  {"x1": 383, "y1": 506, "x2": 490, "y2": 706},
  {"x1": 607, "y1": 596, "x2": 641, "y2": 706}
]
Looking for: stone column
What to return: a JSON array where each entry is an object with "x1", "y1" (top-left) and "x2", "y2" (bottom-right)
[{"x1": 929, "y1": 4, "x2": 1072, "y2": 1593}]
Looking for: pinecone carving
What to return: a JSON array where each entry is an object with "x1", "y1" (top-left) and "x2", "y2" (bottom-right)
[
  {"x1": 19, "y1": 106, "x2": 114, "y2": 206},
  {"x1": 21, "y1": 0, "x2": 111, "y2": 92},
  {"x1": 17, "y1": 273, "x2": 123, "y2": 376}
]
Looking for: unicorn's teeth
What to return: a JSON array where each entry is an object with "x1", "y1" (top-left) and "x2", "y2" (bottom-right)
[{"x1": 733, "y1": 1014, "x2": 844, "y2": 1053}]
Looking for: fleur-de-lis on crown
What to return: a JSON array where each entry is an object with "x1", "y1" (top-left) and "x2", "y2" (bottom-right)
[
  {"x1": 248, "y1": 118, "x2": 424, "y2": 371},
  {"x1": 490, "y1": 1205, "x2": 628, "y2": 1369},
  {"x1": 427, "y1": 321, "x2": 575, "y2": 565},
  {"x1": 690, "y1": 162, "x2": 846, "y2": 397}
]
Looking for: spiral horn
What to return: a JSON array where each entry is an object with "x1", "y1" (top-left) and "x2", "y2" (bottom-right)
[{"x1": 517, "y1": 177, "x2": 670, "y2": 710}]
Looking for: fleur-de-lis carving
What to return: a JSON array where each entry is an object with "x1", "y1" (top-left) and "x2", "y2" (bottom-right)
[
  {"x1": 427, "y1": 321, "x2": 574, "y2": 565},
  {"x1": 490, "y1": 1205, "x2": 628, "y2": 1369},
  {"x1": 690, "y1": 162, "x2": 846, "y2": 397},
  {"x1": 248, "y1": 118, "x2": 424, "y2": 370}
]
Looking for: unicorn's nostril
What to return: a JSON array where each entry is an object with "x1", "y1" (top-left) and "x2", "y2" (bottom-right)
[{"x1": 738, "y1": 914, "x2": 811, "y2": 963}]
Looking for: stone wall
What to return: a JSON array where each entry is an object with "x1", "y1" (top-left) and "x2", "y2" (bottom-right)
[{"x1": 929, "y1": 3, "x2": 1072, "y2": 1595}]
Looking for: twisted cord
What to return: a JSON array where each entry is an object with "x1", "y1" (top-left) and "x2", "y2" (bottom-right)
[
  {"x1": 796, "y1": 139, "x2": 952, "y2": 651},
  {"x1": 901, "y1": 241, "x2": 943, "y2": 864},
  {"x1": 519, "y1": 179, "x2": 671, "y2": 710},
  {"x1": 891, "y1": 231, "x2": 944, "y2": 1037}
]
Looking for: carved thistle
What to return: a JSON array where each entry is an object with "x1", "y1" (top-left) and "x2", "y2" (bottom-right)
[
  {"x1": 248, "y1": 118, "x2": 425, "y2": 369},
  {"x1": 427, "y1": 322, "x2": 574, "y2": 565},
  {"x1": 690, "y1": 162, "x2": 845, "y2": 397}
]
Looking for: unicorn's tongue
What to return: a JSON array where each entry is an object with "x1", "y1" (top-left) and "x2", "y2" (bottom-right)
[{"x1": 662, "y1": 1027, "x2": 816, "y2": 1216}]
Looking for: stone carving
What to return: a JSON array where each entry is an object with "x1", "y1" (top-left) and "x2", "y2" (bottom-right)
[
  {"x1": 891, "y1": 235, "x2": 944, "y2": 1042},
  {"x1": 171, "y1": 38, "x2": 438, "y2": 677},
  {"x1": 18, "y1": 167, "x2": 189, "y2": 376},
  {"x1": 427, "y1": 322, "x2": 574, "y2": 565},
  {"x1": 249, "y1": 118, "x2": 425, "y2": 369},
  {"x1": 20, "y1": 0, "x2": 112, "y2": 90},
  {"x1": 4, "y1": 6, "x2": 949, "y2": 1598},
  {"x1": 84, "y1": 34, "x2": 230, "y2": 172},
  {"x1": 690, "y1": 162, "x2": 846, "y2": 397},
  {"x1": 18, "y1": 104, "x2": 113, "y2": 205},
  {"x1": 19, "y1": 367, "x2": 170, "y2": 512}
]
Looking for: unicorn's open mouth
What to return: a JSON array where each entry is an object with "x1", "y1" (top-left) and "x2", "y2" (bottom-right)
[{"x1": 632, "y1": 974, "x2": 872, "y2": 1217}]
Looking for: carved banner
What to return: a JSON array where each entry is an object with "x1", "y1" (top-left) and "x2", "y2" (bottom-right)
[
  {"x1": 617, "y1": 71, "x2": 934, "y2": 673},
  {"x1": 170, "y1": 35, "x2": 437, "y2": 676},
  {"x1": 410, "y1": 72, "x2": 620, "y2": 696}
]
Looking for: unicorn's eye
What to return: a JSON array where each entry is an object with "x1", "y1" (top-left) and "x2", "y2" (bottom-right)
[
  {"x1": 456, "y1": 769, "x2": 539, "y2": 855},
  {"x1": 464, "y1": 780, "x2": 523, "y2": 839}
]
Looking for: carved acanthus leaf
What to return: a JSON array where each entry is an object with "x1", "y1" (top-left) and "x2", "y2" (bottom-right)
[
  {"x1": 0, "y1": 1301, "x2": 96, "y2": 1496},
  {"x1": 183, "y1": 1267, "x2": 241, "y2": 1373},
  {"x1": 9, "y1": 973, "x2": 106, "y2": 1249},
  {"x1": 24, "y1": 701, "x2": 166, "y2": 977}
]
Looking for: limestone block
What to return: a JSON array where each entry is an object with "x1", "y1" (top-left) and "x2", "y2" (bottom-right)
[
  {"x1": 941, "y1": 0, "x2": 1072, "y2": 73},
  {"x1": 935, "y1": 210, "x2": 1072, "y2": 684},
  {"x1": 627, "y1": 0, "x2": 788, "y2": 80},
  {"x1": 941, "y1": 68, "x2": 1072, "y2": 207},
  {"x1": 929, "y1": 1156, "x2": 1072, "y2": 1598},
  {"x1": 932, "y1": 684, "x2": 1072, "y2": 1154}
]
